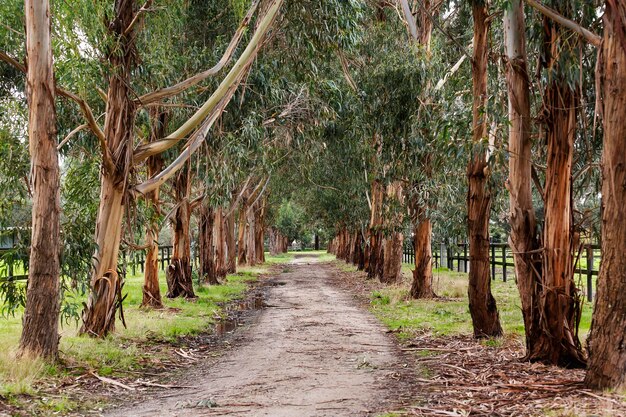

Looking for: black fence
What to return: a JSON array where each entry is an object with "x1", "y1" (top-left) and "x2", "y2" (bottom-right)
[
  {"x1": 0, "y1": 245, "x2": 189, "y2": 283},
  {"x1": 403, "y1": 241, "x2": 600, "y2": 301}
]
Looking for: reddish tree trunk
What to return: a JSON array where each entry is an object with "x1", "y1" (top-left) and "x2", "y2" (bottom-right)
[
  {"x1": 237, "y1": 195, "x2": 249, "y2": 266},
  {"x1": 366, "y1": 180, "x2": 384, "y2": 279},
  {"x1": 199, "y1": 204, "x2": 219, "y2": 285},
  {"x1": 586, "y1": 0, "x2": 626, "y2": 389},
  {"x1": 166, "y1": 167, "x2": 195, "y2": 298},
  {"x1": 381, "y1": 181, "x2": 404, "y2": 284},
  {"x1": 467, "y1": 1, "x2": 502, "y2": 338},
  {"x1": 19, "y1": 0, "x2": 61, "y2": 358},
  {"x1": 214, "y1": 207, "x2": 227, "y2": 279},
  {"x1": 526, "y1": 8, "x2": 585, "y2": 367},
  {"x1": 225, "y1": 206, "x2": 237, "y2": 273},
  {"x1": 254, "y1": 198, "x2": 266, "y2": 264},
  {"x1": 141, "y1": 110, "x2": 166, "y2": 308},
  {"x1": 80, "y1": 0, "x2": 137, "y2": 337},
  {"x1": 504, "y1": 0, "x2": 544, "y2": 360},
  {"x1": 410, "y1": 218, "x2": 435, "y2": 298}
]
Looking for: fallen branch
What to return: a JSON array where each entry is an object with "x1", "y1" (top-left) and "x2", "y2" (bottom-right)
[{"x1": 90, "y1": 372, "x2": 135, "y2": 391}]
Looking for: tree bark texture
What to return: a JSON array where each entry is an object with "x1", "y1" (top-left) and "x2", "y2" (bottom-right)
[
  {"x1": 199, "y1": 204, "x2": 219, "y2": 285},
  {"x1": 585, "y1": 0, "x2": 626, "y2": 389},
  {"x1": 166, "y1": 167, "x2": 195, "y2": 298},
  {"x1": 381, "y1": 181, "x2": 404, "y2": 284},
  {"x1": 504, "y1": 0, "x2": 544, "y2": 358},
  {"x1": 410, "y1": 217, "x2": 435, "y2": 298},
  {"x1": 141, "y1": 110, "x2": 166, "y2": 308},
  {"x1": 534, "y1": 9, "x2": 585, "y2": 367},
  {"x1": 19, "y1": 0, "x2": 62, "y2": 358},
  {"x1": 214, "y1": 207, "x2": 227, "y2": 279},
  {"x1": 80, "y1": 0, "x2": 137, "y2": 337},
  {"x1": 237, "y1": 193, "x2": 249, "y2": 266},
  {"x1": 467, "y1": 1, "x2": 502, "y2": 338},
  {"x1": 225, "y1": 205, "x2": 237, "y2": 273},
  {"x1": 366, "y1": 180, "x2": 384, "y2": 280},
  {"x1": 254, "y1": 198, "x2": 266, "y2": 264}
]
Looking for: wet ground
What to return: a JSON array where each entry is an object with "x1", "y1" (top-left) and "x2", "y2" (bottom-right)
[{"x1": 105, "y1": 254, "x2": 406, "y2": 416}]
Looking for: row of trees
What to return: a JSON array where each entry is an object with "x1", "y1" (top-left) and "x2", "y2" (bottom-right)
[
  {"x1": 1, "y1": 0, "x2": 625, "y2": 393},
  {"x1": 322, "y1": 0, "x2": 625, "y2": 390},
  {"x1": 1, "y1": 0, "x2": 362, "y2": 358}
]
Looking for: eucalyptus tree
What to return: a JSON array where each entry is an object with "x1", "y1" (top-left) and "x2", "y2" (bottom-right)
[
  {"x1": 502, "y1": 0, "x2": 601, "y2": 366},
  {"x1": 6, "y1": 0, "x2": 283, "y2": 335},
  {"x1": 466, "y1": 0, "x2": 503, "y2": 338},
  {"x1": 585, "y1": 0, "x2": 626, "y2": 390},
  {"x1": 72, "y1": 0, "x2": 283, "y2": 336},
  {"x1": 18, "y1": 0, "x2": 61, "y2": 359}
]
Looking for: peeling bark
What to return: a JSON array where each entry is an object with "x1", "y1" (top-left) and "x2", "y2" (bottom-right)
[
  {"x1": 410, "y1": 217, "x2": 436, "y2": 299},
  {"x1": 19, "y1": 0, "x2": 61, "y2": 358},
  {"x1": 467, "y1": 0, "x2": 502, "y2": 339},
  {"x1": 166, "y1": 166, "x2": 195, "y2": 298},
  {"x1": 504, "y1": 0, "x2": 544, "y2": 358},
  {"x1": 585, "y1": 0, "x2": 626, "y2": 389},
  {"x1": 141, "y1": 110, "x2": 166, "y2": 309},
  {"x1": 80, "y1": 0, "x2": 138, "y2": 337},
  {"x1": 199, "y1": 204, "x2": 219, "y2": 285},
  {"x1": 381, "y1": 181, "x2": 404, "y2": 284}
]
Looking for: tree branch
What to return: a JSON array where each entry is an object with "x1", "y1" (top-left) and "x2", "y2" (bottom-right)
[
  {"x1": 526, "y1": 0, "x2": 601, "y2": 47},
  {"x1": 398, "y1": 0, "x2": 418, "y2": 41},
  {"x1": 123, "y1": 0, "x2": 154, "y2": 36},
  {"x1": 132, "y1": 0, "x2": 283, "y2": 164},
  {"x1": 58, "y1": 124, "x2": 88, "y2": 150},
  {"x1": 135, "y1": 0, "x2": 261, "y2": 106},
  {"x1": 1, "y1": 50, "x2": 113, "y2": 173}
]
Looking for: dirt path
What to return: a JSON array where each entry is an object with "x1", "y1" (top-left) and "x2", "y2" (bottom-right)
[{"x1": 107, "y1": 255, "x2": 404, "y2": 416}]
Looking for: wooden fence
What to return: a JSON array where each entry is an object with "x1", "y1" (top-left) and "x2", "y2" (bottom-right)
[
  {"x1": 0, "y1": 245, "x2": 189, "y2": 283},
  {"x1": 403, "y1": 241, "x2": 600, "y2": 301}
]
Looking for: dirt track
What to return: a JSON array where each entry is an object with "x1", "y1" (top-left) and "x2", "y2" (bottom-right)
[{"x1": 106, "y1": 255, "x2": 404, "y2": 416}]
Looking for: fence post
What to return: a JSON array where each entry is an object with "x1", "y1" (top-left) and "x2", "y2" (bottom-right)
[
  {"x1": 447, "y1": 244, "x2": 453, "y2": 270},
  {"x1": 501, "y1": 246, "x2": 507, "y2": 282},
  {"x1": 586, "y1": 245, "x2": 594, "y2": 302},
  {"x1": 459, "y1": 243, "x2": 467, "y2": 273},
  {"x1": 491, "y1": 244, "x2": 496, "y2": 280}
]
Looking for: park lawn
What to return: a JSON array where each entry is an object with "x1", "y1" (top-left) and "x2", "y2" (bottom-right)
[{"x1": 0, "y1": 252, "x2": 294, "y2": 403}]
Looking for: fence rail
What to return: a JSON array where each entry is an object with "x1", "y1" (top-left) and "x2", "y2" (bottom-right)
[
  {"x1": 403, "y1": 241, "x2": 600, "y2": 301},
  {"x1": 0, "y1": 245, "x2": 184, "y2": 284}
]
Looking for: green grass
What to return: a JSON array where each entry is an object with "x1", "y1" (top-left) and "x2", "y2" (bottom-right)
[
  {"x1": 0, "y1": 258, "x2": 273, "y2": 401},
  {"x1": 370, "y1": 263, "x2": 594, "y2": 340}
]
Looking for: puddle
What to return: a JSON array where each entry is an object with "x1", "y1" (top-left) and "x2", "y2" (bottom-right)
[{"x1": 214, "y1": 293, "x2": 266, "y2": 336}]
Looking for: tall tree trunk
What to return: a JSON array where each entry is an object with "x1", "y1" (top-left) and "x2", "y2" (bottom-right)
[
  {"x1": 225, "y1": 205, "x2": 237, "y2": 273},
  {"x1": 381, "y1": 181, "x2": 404, "y2": 284},
  {"x1": 199, "y1": 204, "x2": 219, "y2": 285},
  {"x1": 366, "y1": 180, "x2": 384, "y2": 279},
  {"x1": 410, "y1": 217, "x2": 435, "y2": 298},
  {"x1": 504, "y1": 0, "x2": 543, "y2": 357},
  {"x1": 254, "y1": 198, "x2": 266, "y2": 264},
  {"x1": 214, "y1": 207, "x2": 227, "y2": 279},
  {"x1": 467, "y1": 0, "x2": 502, "y2": 338},
  {"x1": 245, "y1": 201, "x2": 257, "y2": 266},
  {"x1": 19, "y1": 0, "x2": 61, "y2": 358},
  {"x1": 80, "y1": 0, "x2": 137, "y2": 337},
  {"x1": 585, "y1": 0, "x2": 626, "y2": 389},
  {"x1": 166, "y1": 166, "x2": 195, "y2": 298},
  {"x1": 532, "y1": 6, "x2": 585, "y2": 367},
  {"x1": 237, "y1": 195, "x2": 249, "y2": 266},
  {"x1": 314, "y1": 234, "x2": 320, "y2": 250},
  {"x1": 141, "y1": 110, "x2": 166, "y2": 309}
]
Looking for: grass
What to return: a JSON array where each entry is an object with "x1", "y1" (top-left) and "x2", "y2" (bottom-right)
[
  {"x1": 0, "y1": 252, "x2": 289, "y2": 404},
  {"x1": 368, "y1": 262, "x2": 594, "y2": 340}
]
